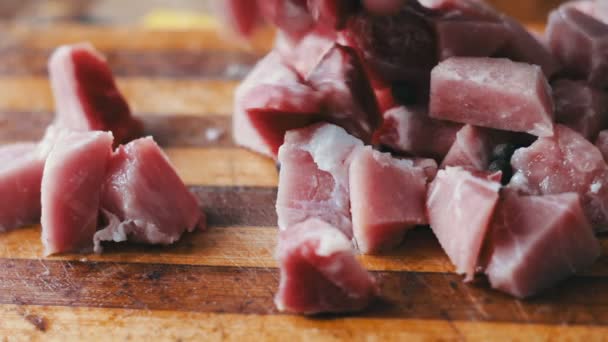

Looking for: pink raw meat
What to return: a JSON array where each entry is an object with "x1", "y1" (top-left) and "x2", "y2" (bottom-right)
[
  {"x1": 0, "y1": 143, "x2": 45, "y2": 232},
  {"x1": 307, "y1": 44, "x2": 381, "y2": 143},
  {"x1": 485, "y1": 192, "x2": 600, "y2": 298},
  {"x1": 48, "y1": 43, "x2": 142, "y2": 145},
  {"x1": 434, "y1": 20, "x2": 511, "y2": 60},
  {"x1": 547, "y1": 4, "x2": 608, "y2": 88},
  {"x1": 258, "y1": 0, "x2": 314, "y2": 41},
  {"x1": 441, "y1": 125, "x2": 493, "y2": 170},
  {"x1": 375, "y1": 105, "x2": 463, "y2": 160},
  {"x1": 276, "y1": 124, "x2": 363, "y2": 238},
  {"x1": 307, "y1": 0, "x2": 355, "y2": 29},
  {"x1": 233, "y1": 51, "x2": 323, "y2": 158},
  {"x1": 427, "y1": 167, "x2": 501, "y2": 280},
  {"x1": 429, "y1": 57, "x2": 554, "y2": 137},
  {"x1": 510, "y1": 125, "x2": 608, "y2": 231},
  {"x1": 349, "y1": 146, "x2": 434, "y2": 253},
  {"x1": 596, "y1": 130, "x2": 608, "y2": 161},
  {"x1": 342, "y1": 3, "x2": 437, "y2": 84},
  {"x1": 95, "y1": 137, "x2": 203, "y2": 253},
  {"x1": 362, "y1": 0, "x2": 405, "y2": 15},
  {"x1": 221, "y1": 0, "x2": 261, "y2": 37},
  {"x1": 553, "y1": 79, "x2": 608, "y2": 141},
  {"x1": 41, "y1": 131, "x2": 114, "y2": 255},
  {"x1": 275, "y1": 218, "x2": 377, "y2": 315},
  {"x1": 274, "y1": 30, "x2": 335, "y2": 76},
  {"x1": 418, "y1": 0, "x2": 500, "y2": 21}
]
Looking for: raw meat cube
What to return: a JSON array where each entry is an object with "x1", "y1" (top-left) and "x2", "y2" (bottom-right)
[
  {"x1": 275, "y1": 218, "x2": 377, "y2": 315},
  {"x1": 486, "y1": 192, "x2": 600, "y2": 298},
  {"x1": 547, "y1": 4, "x2": 608, "y2": 88},
  {"x1": 233, "y1": 52, "x2": 323, "y2": 158},
  {"x1": 510, "y1": 125, "x2": 608, "y2": 231},
  {"x1": 596, "y1": 130, "x2": 608, "y2": 162},
  {"x1": 307, "y1": 0, "x2": 355, "y2": 29},
  {"x1": 41, "y1": 131, "x2": 114, "y2": 255},
  {"x1": 553, "y1": 79, "x2": 608, "y2": 141},
  {"x1": 429, "y1": 57, "x2": 554, "y2": 137},
  {"x1": 427, "y1": 167, "x2": 501, "y2": 280},
  {"x1": 307, "y1": 44, "x2": 381, "y2": 143},
  {"x1": 342, "y1": 4, "x2": 437, "y2": 84},
  {"x1": 48, "y1": 43, "x2": 142, "y2": 145},
  {"x1": 441, "y1": 125, "x2": 493, "y2": 170},
  {"x1": 375, "y1": 106, "x2": 463, "y2": 160},
  {"x1": 258, "y1": 0, "x2": 314, "y2": 41},
  {"x1": 0, "y1": 143, "x2": 45, "y2": 232},
  {"x1": 349, "y1": 147, "x2": 433, "y2": 253},
  {"x1": 274, "y1": 30, "x2": 336, "y2": 76},
  {"x1": 221, "y1": 0, "x2": 261, "y2": 37},
  {"x1": 95, "y1": 137, "x2": 203, "y2": 253},
  {"x1": 276, "y1": 124, "x2": 363, "y2": 238},
  {"x1": 434, "y1": 20, "x2": 511, "y2": 60}
]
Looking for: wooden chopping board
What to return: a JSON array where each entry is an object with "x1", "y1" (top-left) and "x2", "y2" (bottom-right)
[{"x1": 0, "y1": 1, "x2": 607, "y2": 341}]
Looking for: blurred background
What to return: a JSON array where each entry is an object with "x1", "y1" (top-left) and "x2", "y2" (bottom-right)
[{"x1": 0, "y1": 0, "x2": 570, "y2": 27}]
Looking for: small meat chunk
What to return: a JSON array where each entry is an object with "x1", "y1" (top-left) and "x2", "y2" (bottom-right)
[
  {"x1": 233, "y1": 51, "x2": 323, "y2": 158},
  {"x1": 276, "y1": 124, "x2": 363, "y2": 238},
  {"x1": 434, "y1": 20, "x2": 511, "y2": 60},
  {"x1": 274, "y1": 29, "x2": 335, "y2": 76},
  {"x1": 441, "y1": 125, "x2": 493, "y2": 170},
  {"x1": 48, "y1": 43, "x2": 142, "y2": 145},
  {"x1": 596, "y1": 130, "x2": 608, "y2": 162},
  {"x1": 375, "y1": 106, "x2": 463, "y2": 160},
  {"x1": 0, "y1": 144, "x2": 45, "y2": 232},
  {"x1": 307, "y1": 44, "x2": 381, "y2": 143},
  {"x1": 95, "y1": 137, "x2": 203, "y2": 253},
  {"x1": 486, "y1": 192, "x2": 600, "y2": 298},
  {"x1": 547, "y1": 4, "x2": 608, "y2": 88},
  {"x1": 307, "y1": 0, "x2": 355, "y2": 29},
  {"x1": 427, "y1": 167, "x2": 501, "y2": 280},
  {"x1": 510, "y1": 125, "x2": 608, "y2": 231},
  {"x1": 258, "y1": 0, "x2": 314, "y2": 41},
  {"x1": 221, "y1": 0, "x2": 261, "y2": 37},
  {"x1": 429, "y1": 57, "x2": 554, "y2": 137},
  {"x1": 41, "y1": 131, "x2": 113, "y2": 255},
  {"x1": 553, "y1": 79, "x2": 608, "y2": 141},
  {"x1": 275, "y1": 218, "x2": 377, "y2": 315},
  {"x1": 350, "y1": 147, "x2": 434, "y2": 253}
]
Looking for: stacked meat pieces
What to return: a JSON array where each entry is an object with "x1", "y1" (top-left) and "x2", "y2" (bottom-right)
[
  {"x1": 0, "y1": 43, "x2": 204, "y2": 255},
  {"x1": 230, "y1": 0, "x2": 607, "y2": 313}
]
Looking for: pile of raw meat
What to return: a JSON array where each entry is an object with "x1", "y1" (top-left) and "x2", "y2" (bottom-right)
[
  {"x1": 228, "y1": 0, "x2": 608, "y2": 314},
  {"x1": 0, "y1": 43, "x2": 204, "y2": 255}
]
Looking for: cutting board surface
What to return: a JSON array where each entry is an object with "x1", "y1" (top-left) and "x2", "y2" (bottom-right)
[{"x1": 0, "y1": 1, "x2": 607, "y2": 341}]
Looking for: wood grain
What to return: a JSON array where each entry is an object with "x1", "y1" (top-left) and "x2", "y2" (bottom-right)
[
  {"x1": 0, "y1": 77, "x2": 237, "y2": 116},
  {"x1": 2, "y1": 304, "x2": 607, "y2": 342}
]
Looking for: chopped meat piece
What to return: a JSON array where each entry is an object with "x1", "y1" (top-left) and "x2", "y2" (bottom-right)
[
  {"x1": 374, "y1": 85, "x2": 398, "y2": 113},
  {"x1": 41, "y1": 131, "x2": 113, "y2": 255},
  {"x1": 342, "y1": 4, "x2": 437, "y2": 84},
  {"x1": 307, "y1": 0, "x2": 355, "y2": 29},
  {"x1": 596, "y1": 130, "x2": 608, "y2": 162},
  {"x1": 510, "y1": 125, "x2": 608, "y2": 231},
  {"x1": 95, "y1": 137, "x2": 203, "y2": 253},
  {"x1": 48, "y1": 43, "x2": 142, "y2": 145},
  {"x1": 418, "y1": 0, "x2": 500, "y2": 21},
  {"x1": 275, "y1": 218, "x2": 377, "y2": 314},
  {"x1": 429, "y1": 57, "x2": 554, "y2": 137},
  {"x1": 233, "y1": 51, "x2": 323, "y2": 158},
  {"x1": 221, "y1": 0, "x2": 261, "y2": 37},
  {"x1": 258, "y1": 0, "x2": 314, "y2": 41},
  {"x1": 553, "y1": 79, "x2": 608, "y2": 141},
  {"x1": 276, "y1": 124, "x2": 363, "y2": 238},
  {"x1": 307, "y1": 44, "x2": 381, "y2": 143},
  {"x1": 499, "y1": 16, "x2": 560, "y2": 78},
  {"x1": 427, "y1": 167, "x2": 501, "y2": 280},
  {"x1": 350, "y1": 147, "x2": 433, "y2": 253},
  {"x1": 0, "y1": 143, "x2": 45, "y2": 232},
  {"x1": 486, "y1": 192, "x2": 600, "y2": 298},
  {"x1": 434, "y1": 20, "x2": 511, "y2": 60},
  {"x1": 274, "y1": 29, "x2": 336, "y2": 76},
  {"x1": 362, "y1": 0, "x2": 405, "y2": 15},
  {"x1": 547, "y1": 4, "x2": 608, "y2": 88},
  {"x1": 441, "y1": 125, "x2": 493, "y2": 170},
  {"x1": 375, "y1": 105, "x2": 463, "y2": 160}
]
